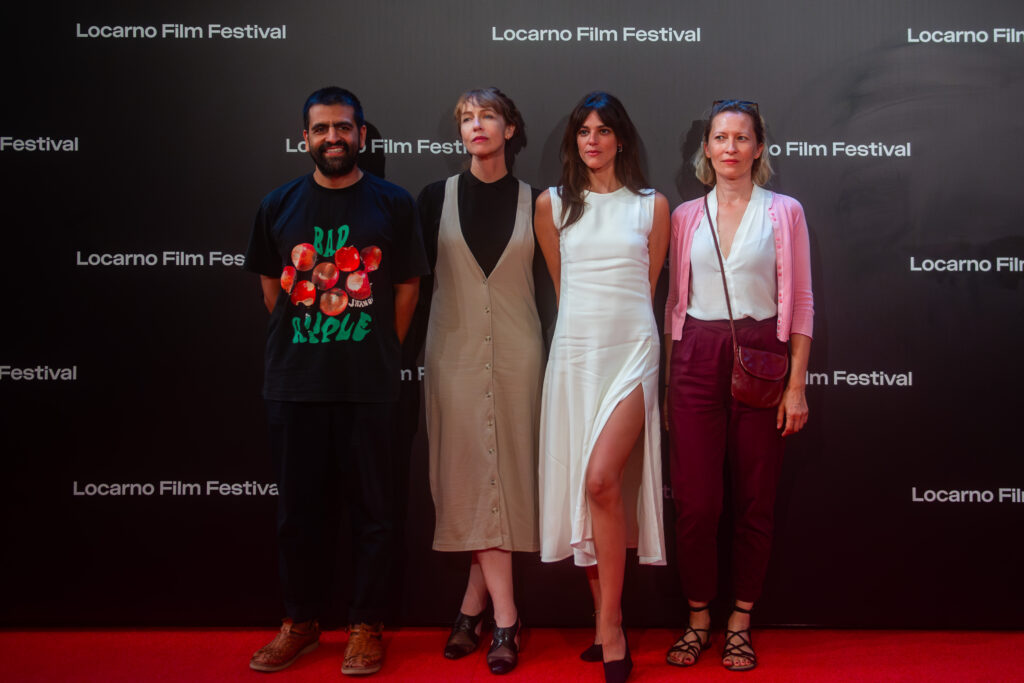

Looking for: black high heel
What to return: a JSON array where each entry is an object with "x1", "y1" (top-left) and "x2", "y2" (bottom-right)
[
  {"x1": 487, "y1": 618, "x2": 521, "y2": 675},
  {"x1": 602, "y1": 629, "x2": 632, "y2": 683},
  {"x1": 443, "y1": 610, "x2": 484, "y2": 659}
]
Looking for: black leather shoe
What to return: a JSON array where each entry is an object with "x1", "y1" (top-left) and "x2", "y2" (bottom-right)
[
  {"x1": 580, "y1": 642, "x2": 603, "y2": 662},
  {"x1": 486, "y1": 618, "x2": 521, "y2": 675},
  {"x1": 443, "y1": 611, "x2": 484, "y2": 659},
  {"x1": 602, "y1": 630, "x2": 632, "y2": 683}
]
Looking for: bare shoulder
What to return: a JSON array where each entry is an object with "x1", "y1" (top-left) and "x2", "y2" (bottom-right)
[
  {"x1": 535, "y1": 190, "x2": 555, "y2": 226},
  {"x1": 535, "y1": 189, "x2": 553, "y2": 211},
  {"x1": 651, "y1": 192, "x2": 670, "y2": 225}
]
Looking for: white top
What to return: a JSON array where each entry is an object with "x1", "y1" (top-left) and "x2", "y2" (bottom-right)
[{"x1": 688, "y1": 184, "x2": 778, "y2": 321}]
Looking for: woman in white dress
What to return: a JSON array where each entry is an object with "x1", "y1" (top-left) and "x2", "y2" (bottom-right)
[{"x1": 535, "y1": 91, "x2": 669, "y2": 683}]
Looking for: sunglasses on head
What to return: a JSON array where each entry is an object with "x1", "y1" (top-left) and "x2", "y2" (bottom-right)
[{"x1": 712, "y1": 99, "x2": 760, "y2": 116}]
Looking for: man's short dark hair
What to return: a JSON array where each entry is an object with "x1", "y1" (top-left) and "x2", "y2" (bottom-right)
[{"x1": 303, "y1": 87, "x2": 365, "y2": 129}]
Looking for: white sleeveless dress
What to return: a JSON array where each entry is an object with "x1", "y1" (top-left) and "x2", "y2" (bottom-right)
[{"x1": 538, "y1": 187, "x2": 666, "y2": 566}]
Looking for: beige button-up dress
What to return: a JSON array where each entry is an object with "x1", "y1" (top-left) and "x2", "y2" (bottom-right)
[{"x1": 425, "y1": 175, "x2": 543, "y2": 552}]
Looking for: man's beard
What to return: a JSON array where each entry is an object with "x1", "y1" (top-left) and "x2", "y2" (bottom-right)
[{"x1": 310, "y1": 140, "x2": 358, "y2": 177}]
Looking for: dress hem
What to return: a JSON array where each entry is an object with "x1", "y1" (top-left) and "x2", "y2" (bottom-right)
[{"x1": 433, "y1": 540, "x2": 540, "y2": 553}]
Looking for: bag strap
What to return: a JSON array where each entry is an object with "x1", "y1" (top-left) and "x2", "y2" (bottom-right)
[{"x1": 703, "y1": 193, "x2": 740, "y2": 357}]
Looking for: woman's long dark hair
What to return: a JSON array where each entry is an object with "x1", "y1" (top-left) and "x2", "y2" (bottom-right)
[{"x1": 557, "y1": 91, "x2": 650, "y2": 228}]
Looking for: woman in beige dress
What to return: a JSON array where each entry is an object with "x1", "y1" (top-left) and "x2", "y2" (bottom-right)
[{"x1": 418, "y1": 87, "x2": 543, "y2": 675}]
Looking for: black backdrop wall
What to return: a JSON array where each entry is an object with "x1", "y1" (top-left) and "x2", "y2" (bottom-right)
[{"x1": 2, "y1": 0, "x2": 1023, "y2": 629}]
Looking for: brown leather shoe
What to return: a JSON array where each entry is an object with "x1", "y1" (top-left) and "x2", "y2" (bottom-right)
[
  {"x1": 250, "y1": 618, "x2": 320, "y2": 672},
  {"x1": 342, "y1": 622, "x2": 385, "y2": 675}
]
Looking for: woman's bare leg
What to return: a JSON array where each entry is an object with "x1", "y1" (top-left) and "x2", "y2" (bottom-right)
[
  {"x1": 459, "y1": 554, "x2": 487, "y2": 616},
  {"x1": 585, "y1": 385, "x2": 645, "y2": 663},
  {"x1": 586, "y1": 565, "x2": 601, "y2": 645},
  {"x1": 478, "y1": 549, "x2": 517, "y2": 627}
]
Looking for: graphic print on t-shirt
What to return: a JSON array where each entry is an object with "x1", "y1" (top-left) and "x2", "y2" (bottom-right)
[{"x1": 279, "y1": 223, "x2": 382, "y2": 345}]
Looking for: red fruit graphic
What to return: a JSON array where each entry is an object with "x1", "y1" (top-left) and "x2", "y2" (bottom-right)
[
  {"x1": 280, "y1": 266, "x2": 296, "y2": 293},
  {"x1": 334, "y1": 245, "x2": 361, "y2": 272},
  {"x1": 290, "y1": 280, "x2": 316, "y2": 306},
  {"x1": 320, "y1": 288, "x2": 349, "y2": 316},
  {"x1": 361, "y1": 245, "x2": 382, "y2": 272},
  {"x1": 345, "y1": 270, "x2": 372, "y2": 300},
  {"x1": 291, "y1": 243, "x2": 317, "y2": 271},
  {"x1": 312, "y1": 262, "x2": 340, "y2": 290}
]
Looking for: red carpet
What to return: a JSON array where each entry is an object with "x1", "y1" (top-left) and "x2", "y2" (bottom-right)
[{"x1": 1, "y1": 627, "x2": 1019, "y2": 682}]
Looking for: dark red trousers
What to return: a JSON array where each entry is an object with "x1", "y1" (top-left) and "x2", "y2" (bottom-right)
[{"x1": 668, "y1": 316, "x2": 786, "y2": 603}]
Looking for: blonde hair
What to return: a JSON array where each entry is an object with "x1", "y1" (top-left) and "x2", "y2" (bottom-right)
[{"x1": 693, "y1": 100, "x2": 773, "y2": 187}]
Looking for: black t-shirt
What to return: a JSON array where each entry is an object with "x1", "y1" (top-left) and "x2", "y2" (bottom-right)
[{"x1": 245, "y1": 172, "x2": 429, "y2": 402}]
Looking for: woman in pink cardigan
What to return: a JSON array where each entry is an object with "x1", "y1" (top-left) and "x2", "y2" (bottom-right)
[{"x1": 663, "y1": 100, "x2": 813, "y2": 672}]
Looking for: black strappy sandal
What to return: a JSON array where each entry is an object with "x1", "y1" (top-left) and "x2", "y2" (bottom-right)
[
  {"x1": 722, "y1": 604, "x2": 757, "y2": 672},
  {"x1": 665, "y1": 604, "x2": 711, "y2": 667}
]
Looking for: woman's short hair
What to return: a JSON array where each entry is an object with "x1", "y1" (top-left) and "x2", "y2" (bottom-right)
[
  {"x1": 693, "y1": 99, "x2": 773, "y2": 187},
  {"x1": 453, "y1": 87, "x2": 527, "y2": 171},
  {"x1": 558, "y1": 91, "x2": 650, "y2": 228}
]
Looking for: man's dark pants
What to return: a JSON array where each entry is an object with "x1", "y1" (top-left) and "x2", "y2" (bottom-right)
[{"x1": 266, "y1": 399, "x2": 396, "y2": 625}]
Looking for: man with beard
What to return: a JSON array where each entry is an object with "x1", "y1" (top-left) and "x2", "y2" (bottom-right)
[{"x1": 244, "y1": 87, "x2": 428, "y2": 676}]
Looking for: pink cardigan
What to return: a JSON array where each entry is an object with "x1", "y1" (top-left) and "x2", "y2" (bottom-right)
[{"x1": 665, "y1": 191, "x2": 814, "y2": 342}]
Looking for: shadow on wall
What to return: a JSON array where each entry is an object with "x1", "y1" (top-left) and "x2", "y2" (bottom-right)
[
  {"x1": 360, "y1": 122, "x2": 387, "y2": 178},
  {"x1": 674, "y1": 118, "x2": 707, "y2": 201}
]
